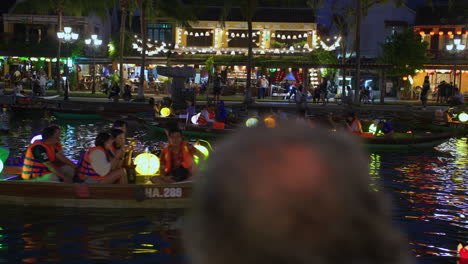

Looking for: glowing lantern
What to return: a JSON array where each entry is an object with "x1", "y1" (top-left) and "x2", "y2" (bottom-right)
[
  {"x1": 264, "y1": 116, "x2": 276, "y2": 128},
  {"x1": 458, "y1": 112, "x2": 468, "y2": 122},
  {"x1": 369, "y1": 124, "x2": 377, "y2": 134},
  {"x1": 30, "y1": 135, "x2": 43, "y2": 144},
  {"x1": 192, "y1": 113, "x2": 201, "y2": 124},
  {"x1": 194, "y1": 144, "x2": 209, "y2": 159},
  {"x1": 246, "y1": 117, "x2": 259, "y2": 127},
  {"x1": 0, "y1": 160, "x2": 4, "y2": 174},
  {"x1": 160, "y1": 107, "x2": 171, "y2": 117},
  {"x1": 134, "y1": 151, "x2": 160, "y2": 175}
]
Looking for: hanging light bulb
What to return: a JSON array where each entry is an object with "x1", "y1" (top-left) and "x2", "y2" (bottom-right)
[
  {"x1": 205, "y1": 31, "x2": 210, "y2": 36},
  {"x1": 195, "y1": 32, "x2": 199, "y2": 37},
  {"x1": 281, "y1": 35, "x2": 286, "y2": 40},
  {"x1": 293, "y1": 35, "x2": 297, "y2": 40},
  {"x1": 303, "y1": 33, "x2": 308, "y2": 38},
  {"x1": 236, "y1": 33, "x2": 240, "y2": 37},
  {"x1": 287, "y1": 35, "x2": 291, "y2": 39},
  {"x1": 189, "y1": 32, "x2": 193, "y2": 36},
  {"x1": 271, "y1": 33, "x2": 276, "y2": 38},
  {"x1": 241, "y1": 33, "x2": 246, "y2": 38}
]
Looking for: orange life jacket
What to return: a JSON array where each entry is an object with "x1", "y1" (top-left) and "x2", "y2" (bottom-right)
[
  {"x1": 213, "y1": 121, "x2": 225, "y2": 129},
  {"x1": 197, "y1": 114, "x2": 208, "y2": 125},
  {"x1": 161, "y1": 142, "x2": 193, "y2": 174},
  {"x1": 78, "y1": 146, "x2": 109, "y2": 181},
  {"x1": 22, "y1": 141, "x2": 56, "y2": 180},
  {"x1": 349, "y1": 119, "x2": 362, "y2": 134}
]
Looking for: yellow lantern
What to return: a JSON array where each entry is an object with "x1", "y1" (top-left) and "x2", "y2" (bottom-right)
[
  {"x1": 459, "y1": 112, "x2": 468, "y2": 123},
  {"x1": 0, "y1": 160, "x2": 4, "y2": 174},
  {"x1": 245, "y1": 117, "x2": 259, "y2": 127},
  {"x1": 134, "y1": 152, "x2": 160, "y2": 175},
  {"x1": 160, "y1": 107, "x2": 171, "y2": 117},
  {"x1": 264, "y1": 116, "x2": 276, "y2": 128},
  {"x1": 194, "y1": 144, "x2": 209, "y2": 159}
]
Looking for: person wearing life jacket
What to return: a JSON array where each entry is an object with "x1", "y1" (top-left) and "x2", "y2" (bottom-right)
[
  {"x1": 22, "y1": 126, "x2": 75, "y2": 182},
  {"x1": 345, "y1": 113, "x2": 363, "y2": 135},
  {"x1": 78, "y1": 132, "x2": 127, "y2": 184},
  {"x1": 151, "y1": 128, "x2": 200, "y2": 184}
]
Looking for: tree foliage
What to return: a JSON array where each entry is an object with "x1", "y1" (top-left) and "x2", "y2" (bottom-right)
[{"x1": 378, "y1": 29, "x2": 429, "y2": 77}]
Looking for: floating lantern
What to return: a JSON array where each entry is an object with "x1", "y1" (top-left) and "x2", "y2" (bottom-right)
[
  {"x1": 194, "y1": 144, "x2": 209, "y2": 159},
  {"x1": 30, "y1": 135, "x2": 43, "y2": 144},
  {"x1": 458, "y1": 112, "x2": 468, "y2": 122},
  {"x1": 246, "y1": 117, "x2": 259, "y2": 127},
  {"x1": 0, "y1": 159, "x2": 3, "y2": 174},
  {"x1": 134, "y1": 151, "x2": 160, "y2": 175},
  {"x1": 192, "y1": 113, "x2": 201, "y2": 124},
  {"x1": 369, "y1": 124, "x2": 377, "y2": 134},
  {"x1": 264, "y1": 116, "x2": 276, "y2": 128},
  {"x1": 160, "y1": 107, "x2": 171, "y2": 117}
]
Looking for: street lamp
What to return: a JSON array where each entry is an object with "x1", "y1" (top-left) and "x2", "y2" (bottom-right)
[
  {"x1": 446, "y1": 38, "x2": 466, "y2": 88},
  {"x1": 85, "y1": 34, "x2": 103, "y2": 94},
  {"x1": 57, "y1": 26, "x2": 79, "y2": 100}
]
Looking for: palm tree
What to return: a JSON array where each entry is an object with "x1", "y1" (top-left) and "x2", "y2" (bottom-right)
[
  {"x1": 133, "y1": 0, "x2": 195, "y2": 102},
  {"x1": 11, "y1": 0, "x2": 113, "y2": 96}
]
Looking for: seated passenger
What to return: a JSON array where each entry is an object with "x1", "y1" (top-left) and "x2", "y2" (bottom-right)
[
  {"x1": 197, "y1": 105, "x2": 215, "y2": 127},
  {"x1": 345, "y1": 113, "x2": 363, "y2": 135},
  {"x1": 374, "y1": 119, "x2": 395, "y2": 138},
  {"x1": 78, "y1": 132, "x2": 127, "y2": 184},
  {"x1": 22, "y1": 126, "x2": 75, "y2": 183},
  {"x1": 151, "y1": 128, "x2": 200, "y2": 184}
]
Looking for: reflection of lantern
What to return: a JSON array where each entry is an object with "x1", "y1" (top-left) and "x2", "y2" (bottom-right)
[
  {"x1": 246, "y1": 117, "x2": 259, "y2": 127},
  {"x1": 160, "y1": 107, "x2": 171, "y2": 117},
  {"x1": 134, "y1": 152, "x2": 160, "y2": 175},
  {"x1": 264, "y1": 116, "x2": 276, "y2": 128},
  {"x1": 30, "y1": 135, "x2": 43, "y2": 144},
  {"x1": 192, "y1": 113, "x2": 201, "y2": 124},
  {"x1": 459, "y1": 112, "x2": 468, "y2": 122}
]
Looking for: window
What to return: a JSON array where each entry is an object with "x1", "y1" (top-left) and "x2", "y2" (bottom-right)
[{"x1": 147, "y1": 23, "x2": 172, "y2": 43}]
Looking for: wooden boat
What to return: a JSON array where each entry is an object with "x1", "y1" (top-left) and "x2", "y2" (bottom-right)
[
  {"x1": 0, "y1": 167, "x2": 191, "y2": 209},
  {"x1": 362, "y1": 132, "x2": 455, "y2": 151},
  {"x1": 426, "y1": 122, "x2": 468, "y2": 135},
  {"x1": 52, "y1": 110, "x2": 148, "y2": 120}
]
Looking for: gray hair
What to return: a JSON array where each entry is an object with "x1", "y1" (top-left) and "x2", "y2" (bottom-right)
[{"x1": 185, "y1": 123, "x2": 412, "y2": 264}]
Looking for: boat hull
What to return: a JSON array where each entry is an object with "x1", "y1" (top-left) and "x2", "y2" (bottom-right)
[{"x1": 0, "y1": 180, "x2": 192, "y2": 209}]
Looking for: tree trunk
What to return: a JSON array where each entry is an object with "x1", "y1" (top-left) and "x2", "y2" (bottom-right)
[
  {"x1": 380, "y1": 70, "x2": 385, "y2": 103},
  {"x1": 244, "y1": 18, "x2": 254, "y2": 104},
  {"x1": 138, "y1": 0, "x2": 146, "y2": 101},
  {"x1": 56, "y1": 12, "x2": 62, "y2": 93},
  {"x1": 119, "y1": 3, "x2": 128, "y2": 101},
  {"x1": 354, "y1": 0, "x2": 362, "y2": 104}
]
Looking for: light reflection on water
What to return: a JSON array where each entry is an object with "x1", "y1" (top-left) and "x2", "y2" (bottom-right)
[{"x1": 0, "y1": 111, "x2": 466, "y2": 264}]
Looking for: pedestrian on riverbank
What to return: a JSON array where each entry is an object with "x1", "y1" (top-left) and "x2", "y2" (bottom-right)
[
  {"x1": 421, "y1": 76, "x2": 430, "y2": 110},
  {"x1": 185, "y1": 124, "x2": 412, "y2": 264}
]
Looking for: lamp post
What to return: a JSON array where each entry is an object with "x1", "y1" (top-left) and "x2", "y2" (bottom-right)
[
  {"x1": 446, "y1": 38, "x2": 466, "y2": 88},
  {"x1": 85, "y1": 35, "x2": 103, "y2": 94},
  {"x1": 57, "y1": 26, "x2": 79, "y2": 100}
]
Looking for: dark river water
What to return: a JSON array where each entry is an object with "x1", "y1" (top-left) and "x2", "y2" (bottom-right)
[{"x1": 0, "y1": 110, "x2": 466, "y2": 264}]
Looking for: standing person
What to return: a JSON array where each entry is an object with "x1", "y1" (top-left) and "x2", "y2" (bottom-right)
[
  {"x1": 319, "y1": 78, "x2": 328, "y2": 105},
  {"x1": 22, "y1": 126, "x2": 75, "y2": 182},
  {"x1": 184, "y1": 124, "x2": 413, "y2": 264},
  {"x1": 437, "y1": 81, "x2": 446, "y2": 103},
  {"x1": 78, "y1": 132, "x2": 127, "y2": 184},
  {"x1": 260, "y1": 75, "x2": 269, "y2": 99},
  {"x1": 213, "y1": 73, "x2": 222, "y2": 102},
  {"x1": 39, "y1": 73, "x2": 47, "y2": 95},
  {"x1": 151, "y1": 128, "x2": 199, "y2": 183},
  {"x1": 421, "y1": 76, "x2": 430, "y2": 110}
]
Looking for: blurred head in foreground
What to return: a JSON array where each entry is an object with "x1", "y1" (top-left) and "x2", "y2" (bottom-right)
[{"x1": 185, "y1": 123, "x2": 412, "y2": 264}]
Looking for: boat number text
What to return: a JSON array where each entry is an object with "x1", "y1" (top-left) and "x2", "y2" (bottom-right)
[{"x1": 145, "y1": 187, "x2": 183, "y2": 198}]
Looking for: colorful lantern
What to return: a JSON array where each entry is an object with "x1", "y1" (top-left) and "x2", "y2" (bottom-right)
[
  {"x1": 0, "y1": 160, "x2": 3, "y2": 174},
  {"x1": 160, "y1": 107, "x2": 171, "y2": 117},
  {"x1": 194, "y1": 144, "x2": 209, "y2": 159},
  {"x1": 30, "y1": 135, "x2": 43, "y2": 144},
  {"x1": 264, "y1": 116, "x2": 276, "y2": 128},
  {"x1": 192, "y1": 113, "x2": 201, "y2": 124},
  {"x1": 246, "y1": 117, "x2": 259, "y2": 127},
  {"x1": 134, "y1": 152, "x2": 160, "y2": 175},
  {"x1": 458, "y1": 112, "x2": 468, "y2": 122}
]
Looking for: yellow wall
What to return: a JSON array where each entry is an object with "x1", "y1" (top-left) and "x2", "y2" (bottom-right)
[{"x1": 414, "y1": 70, "x2": 468, "y2": 94}]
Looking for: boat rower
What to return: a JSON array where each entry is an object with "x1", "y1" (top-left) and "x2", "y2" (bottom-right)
[
  {"x1": 22, "y1": 126, "x2": 76, "y2": 183},
  {"x1": 374, "y1": 119, "x2": 395, "y2": 138},
  {"x1": 151, "y1": 128, "x2": 202, "y2": 184}
]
